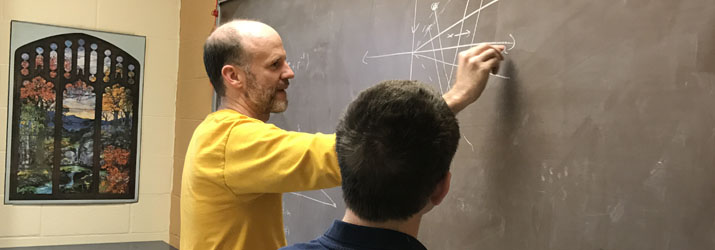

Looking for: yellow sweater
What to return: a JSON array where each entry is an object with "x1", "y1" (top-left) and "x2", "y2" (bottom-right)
[{"x1": 180, "y1": 109, "x2": 341, "y2": 250}]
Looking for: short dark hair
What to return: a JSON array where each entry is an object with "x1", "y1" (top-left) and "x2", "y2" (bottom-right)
[
  {"x1": 336, "y1": 80, "x2": 460, "y2": 222},
  {"x1": 203, "y1": 25, "x2": 250, "y2": 97}
]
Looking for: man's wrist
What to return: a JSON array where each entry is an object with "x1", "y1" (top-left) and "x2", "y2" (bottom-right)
[{"x1": 443, "y1": 91, "x2": 467, "y2": 114}]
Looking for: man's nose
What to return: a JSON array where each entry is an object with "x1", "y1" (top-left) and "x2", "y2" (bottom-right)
[{"x1": 283, "y1": 62, "x2": 295, "y2": 79}]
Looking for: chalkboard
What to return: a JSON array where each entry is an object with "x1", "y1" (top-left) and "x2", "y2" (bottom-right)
[{"x1": 218, "y1": 0, "x2": 715, "y2": 249}]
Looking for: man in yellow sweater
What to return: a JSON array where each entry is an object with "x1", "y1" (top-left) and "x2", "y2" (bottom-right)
[{"x1": 181, "y1": 19, "x2": 504, "y2": 250}]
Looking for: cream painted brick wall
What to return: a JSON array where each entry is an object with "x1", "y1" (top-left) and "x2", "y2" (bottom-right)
[
  {"x1": 4, "y1": 0, "x2": 98, "y2": 29},
  {"x1": 178, "y1": 39, "x2": 208, "y2": 81},
  {"x1": 130, "y1": 194, "x2": 170, "y2": 233},
  {"x1": 0, "y1": 0, "x2": 180, "y2": 247},
  {"x1": 41, "y1": 205, "x2": 130, "y2": 236},
  {"x1": 0, "y1": 1, "x2": 4, "y2": 60},
  {"x1": 0, "y1": 108, "x2": 6, "y2": 152},
  {"x1": 0, "y1": 201, "x2": 41, "y2": 236},
  {"x1": 96, "y1": 0, "x2": 180, "y2": 40},
  {"x1": 139, "y1": 154, "x2": 173, "y2": 194},
  {"x1": 0, "y1": 64, "x2": 8, "y2": 107},
  {"x1": 0, "y1": 155, "x2": 5, "y2": 192},
  {"x1": 143, "y1": 37, "x2": 180, "y2": 117},
  {"x1": 176, "y1": 78, "x2": 214, "y2": 120},
  {"x1": 141, "y1": 116, "x2": 176, "y2": 156},
  {"x1": 0, "y1": 22, "x2": 8, "y2": 66}
]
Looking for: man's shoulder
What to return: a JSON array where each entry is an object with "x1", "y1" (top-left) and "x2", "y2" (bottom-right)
[
  {"x1": 208, "y1": 109, "x2": 263, "y2": 124},
  {"x1": 195, "y1": 110, "x2": 269, "y2": 135},
  {"x1": 279, "y1": 240, "x2": 329, "y2": 250}
]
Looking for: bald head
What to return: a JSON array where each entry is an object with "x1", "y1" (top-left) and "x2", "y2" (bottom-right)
[{"x1": 203, "y1": 20, "x2": 280, "y2": 96}]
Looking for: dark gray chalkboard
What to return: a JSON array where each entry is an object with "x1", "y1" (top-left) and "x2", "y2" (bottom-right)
[{"x1": 219, "y1": 0, "x2": 715, "y2": 249}]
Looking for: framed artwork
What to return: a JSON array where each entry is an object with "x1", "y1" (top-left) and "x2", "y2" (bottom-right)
[{"x1": 4, "y1": 21, "x2": 145, "y2": 204}]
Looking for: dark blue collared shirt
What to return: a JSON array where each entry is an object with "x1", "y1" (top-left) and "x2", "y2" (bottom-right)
[{"x1": 279, "y1": 220, "x2": 428, "y2": 250}]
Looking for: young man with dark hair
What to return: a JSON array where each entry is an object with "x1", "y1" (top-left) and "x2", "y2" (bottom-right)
[{"x1": 280, "y1": 80, "x2": 463, "y2": 250}]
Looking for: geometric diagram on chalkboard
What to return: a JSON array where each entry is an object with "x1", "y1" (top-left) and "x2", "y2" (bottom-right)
[
  {"x1": 362, "y1": 0, "x2": 516, "y2": 94},
  {"x1": 289, "y1": 189, "x2": 337, "y2": 208}
]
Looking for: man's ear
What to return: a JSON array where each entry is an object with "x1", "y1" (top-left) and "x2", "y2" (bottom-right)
[
  {"x1": 430, "y1": 171, "x2": 451, "y2": 206},
  {"x1": 221, "y1": 64, "x2": 244, "y2": 89}
]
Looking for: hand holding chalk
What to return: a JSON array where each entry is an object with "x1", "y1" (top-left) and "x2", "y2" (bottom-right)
[{"x1": 443, "y1": 44, "x2": 506, "y2": 114}]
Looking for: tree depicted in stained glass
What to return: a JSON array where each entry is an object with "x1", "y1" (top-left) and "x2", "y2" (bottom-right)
[
  {"x1": 17, "y1": 75, "x2": 56, "y2": 194},
  {"x1": 99, "y1": 145, "x2": 130, "y2": 194},
  {"x1": 100, "y1": 84, "x2": 133, "y2": 194}
]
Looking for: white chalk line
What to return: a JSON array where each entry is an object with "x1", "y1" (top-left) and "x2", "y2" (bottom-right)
[
  {"x1": 470, "y1": 0, "x2": 485, "y2": 45},
  {"x1": 414, "y1": 0, "x2": 500, "y2": 52},
  {"x1": 289, "y1": 189, "x2": 337, "y2": 208},
  {"x1": 490, "y1": 73, "x2": 511, "y2": 79},
  {"x1": 463, "y1": 135, "x2": 475, "y2": 152},
  {"x1": 428, "y1": 28, "x2": 445, "y2": 94},
  {"x1": 409, "y1": 0, "x2": 418, "y2": 80},
  {"x1": 361, "y1": 0, "x2": 514, "y2": 82},
  {"x1": 432, "y1": 7, "x2": 450, "y2": 82},
  {"x1": 365, "y1": 41, "x2": 514, "y2": 59},
  {"x1": 415, "y1": 54, "x2": 457, "y2": 67},
  {"x1": 448, "y1": 0, "x2": 472, "y2": 86}
]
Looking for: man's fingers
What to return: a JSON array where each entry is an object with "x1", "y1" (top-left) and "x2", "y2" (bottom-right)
[
  {"x1": 461, "y1": 44, "x2": 506, "y2": 62},
  {"x1": 460, "y1": 44, "x2": 506, "y2": 75},
  {"x1": 492, "y1": 45, "x2": 506, "y2": 52},
  {"x1": 475, "y1": 48, "x2": 500, "y2": 63},
  {"x1": 459, "y1": 46, "x2": 480, "y2": 62},
  {"x1": 484, "y1": 56, "x2": 502, "y2": 74},
  {"x1": 461, "y1": 44, "x2": 494, "y2": 57},
  {"x1": 491, "y1": 46, "x2": 505, "y2": 60},
  {"x1": 469, "y1": 44, "x2": 495, "y2": 57}
]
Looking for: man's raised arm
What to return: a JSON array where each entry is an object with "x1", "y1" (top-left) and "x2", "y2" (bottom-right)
[{"x1": 443, "y1": 44, "x2": 506, "y2": 114}]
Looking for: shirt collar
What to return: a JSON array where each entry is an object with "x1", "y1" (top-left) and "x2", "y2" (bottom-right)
[{"x1": 323, "y1": 220, "x2": 427, "y2": 250}]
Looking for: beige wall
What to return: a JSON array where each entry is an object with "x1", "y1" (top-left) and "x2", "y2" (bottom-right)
[
  {"x1": 170, "y1": 0, "x2": 216, "y2": 248},
  {"x1": 0, "y1": 0, "x2": 180, "y2": 247}
]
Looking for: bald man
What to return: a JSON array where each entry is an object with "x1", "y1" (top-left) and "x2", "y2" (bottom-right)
[{"x1": 181, "y1": 19, "x2": 504, "y2": 250}]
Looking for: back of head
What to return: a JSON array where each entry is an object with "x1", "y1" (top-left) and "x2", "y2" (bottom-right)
[{"x1": 336, "y1": 80, "x2": 460, "y2": 222}]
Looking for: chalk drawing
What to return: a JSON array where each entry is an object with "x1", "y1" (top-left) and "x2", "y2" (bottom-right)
[
  {"x1": 409, "y1": 0, "x2": 419, "y2": 79},
  {"x1": 289, "y1": 189, "x2": 337, "y2": 208},
  {"x1": 362, "y1": 0, "x2": 517, "y2": 92},
  {"x1": 288, "y1": 52, "x2": 310, "y2": 72},
  {"x1": 644, "y1": 159, "x2": 667, "y2": 201},
  {"x1": 446, "y1": 0, "x2": 471, "y2": 85},
  {"x1": 608, "y1": 201, "x2": 625, "y2": 223},
  {"x1": 463, "y1": 135, "x2": 475, "y2": 152},
  {"x1": 448, "y1": 30, "x2": 471, "y2": 38}
]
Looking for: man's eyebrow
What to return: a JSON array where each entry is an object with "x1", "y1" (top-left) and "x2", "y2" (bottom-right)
[{"x1": 267, "y1": 55, "x2": 285, "y2": 64}]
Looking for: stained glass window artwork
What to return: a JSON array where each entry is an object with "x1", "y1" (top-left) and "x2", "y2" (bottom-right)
[
  {"x1": 35, "y1": 47, "x2": 44, "y2": 70},
  {"x1": 60, "y1": 79, "x2": 95, "y2": 193},
  {"x1": 89, "y1": 43, "x2": 98, "y2": 82},
  {"x1": 77, "y1": 39, "x2": 86, "y2": 75},
  {"x1": 128, "y1": 64, "x2": 135, "y2": 85},
  {"x1": 63, "y1": 40, "x2": 72, "y2": 79},
  {"x1": 17, "y1": 75, "x2": 56, "y2": 195},
  {"x1": 6, "y1": 24, "x2": 144, "y2": 203},
  {"x1": 115, "y1": 56, "x2": 124, "y2": 79},
  {"x1": 103, "y1": 49, "x2": 111, "y2": 83},
  {"x1": 49, "y1": 43, "x2": 58, "y2": 78},
  {"x1": 20, "y1": 53, "x2": 30, "y2": 76}
]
